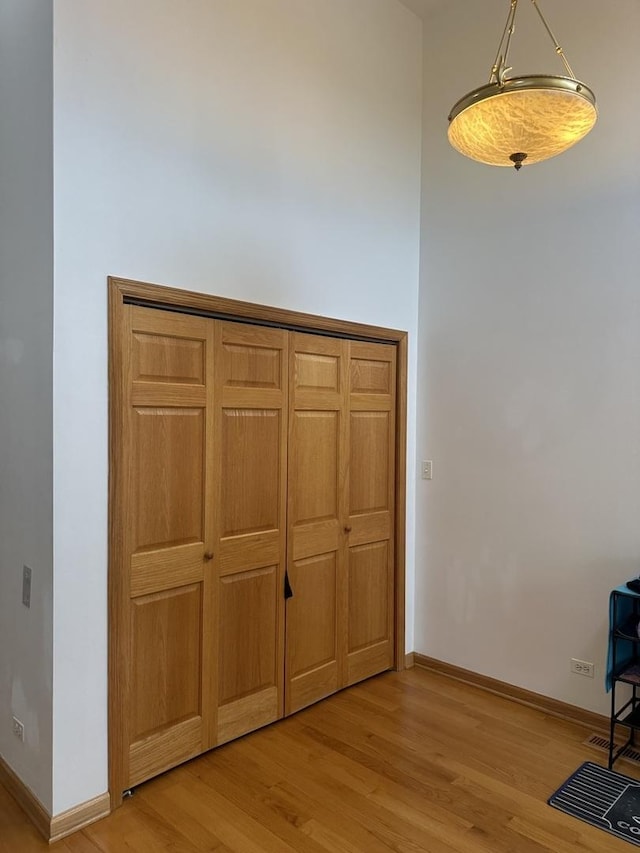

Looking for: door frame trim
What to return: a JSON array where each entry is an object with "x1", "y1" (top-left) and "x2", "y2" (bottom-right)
[{"x1": 108, "y1": 276, "x2": 408, "y2": 808}]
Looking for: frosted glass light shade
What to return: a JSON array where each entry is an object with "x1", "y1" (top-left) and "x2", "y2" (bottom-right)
[{"x1": 448, "y1": 76, "x2": 597, "y2": 168}]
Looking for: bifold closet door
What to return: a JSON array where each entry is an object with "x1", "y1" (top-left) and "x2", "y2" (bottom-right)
[
  {"x1": 346, "y1": 342, "x2": 396, "y2": 684},
  {"x1": 119, "y1": 310, "x2": 288, "y2": 788},
  {"x1": 285, "y1": 333, "x2": 348, "y2": 714},
  {"x1": 115, "y1": 303, "x2": 396, "y2": 791},
  {"x1": 122, "y1": 306, "x2": 216, "y2": 788},
  {"x1": 285, "y1": 336, "x2": 397, "y2": 712},
  {"x1": 213, "y1": 322, "x2": 288, "y2": 743}
]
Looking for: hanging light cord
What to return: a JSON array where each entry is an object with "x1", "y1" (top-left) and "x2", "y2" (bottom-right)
[
  {"x1": 531, "y1": 0, "x2": 576, "y2": 78},
  {"x1": 490, "y1": 0, "x2": 518, "y2": 84},
  {"x1": 490, "y1": 0, "x2": 578, "y2": 85}
]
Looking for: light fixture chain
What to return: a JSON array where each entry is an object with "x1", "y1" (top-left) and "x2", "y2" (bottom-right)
[
  {"x1": 490, "y1": 0, "x2": 518, "y2": 84},
  {"x1": 530, "y1": 0, "x2": 576, "y2": 78}
]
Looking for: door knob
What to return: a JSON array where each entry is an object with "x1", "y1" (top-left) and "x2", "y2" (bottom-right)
[
  {"x1": 344, "y1": 525, "x2": 352, "y2": 533},
  {"x1": 204, "y1": 551, "x2": 214, "y2": 561}
]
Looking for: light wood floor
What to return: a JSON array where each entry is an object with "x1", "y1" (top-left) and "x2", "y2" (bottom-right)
[{"x1": 1, "y1": 667, "x2": 635, "y2": 852}]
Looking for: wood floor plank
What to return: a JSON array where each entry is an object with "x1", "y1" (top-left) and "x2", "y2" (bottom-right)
[
  {"x1": 240, "y1": 721, "x2": 529, "y2": 852},
  {"x1": 56, "y1": 835, "x2": 105, "y2": 853},
  {"x1": 1, "y1": 668, "x2": 635, "y2": 852},
  {"x1": 185, "y1": 753, "x2": 327, "y2": 853},
  {"x1": 236, "y1": 737, "x2": 461, "y2": 853},
  {"x1": 0, "y1": 782, "x2": 48, "y2": 853}
]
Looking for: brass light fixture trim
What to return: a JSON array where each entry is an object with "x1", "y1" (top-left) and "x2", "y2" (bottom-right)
[{"x1": 447, "y1": 0, "x2": 597, "y2": 170}]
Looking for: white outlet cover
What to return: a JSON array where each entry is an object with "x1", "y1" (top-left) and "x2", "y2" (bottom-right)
[{"x1": 12, "y1": 716, "x2": 24, "y2": 741}]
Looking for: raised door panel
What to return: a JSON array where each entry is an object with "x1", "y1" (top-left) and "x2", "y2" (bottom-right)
[
  {"x1": 131, "y1": 585, "x2": 202, "y2": 744},
  {"x1": 347, "y1": 541, "x2": 392, "y2": 684},
  {"x1": 123, "y1": 306, "x2": 215, "y2": 789},
  {"x1": 220, "y1": 408, "x2": 280, "y2": 538},
  {"x1": 217, "y1": 566, "x2": 279, "y2": 744},
  {"x1": 213, "y1": 322, "x2": 287, "y2": 743},
  {"x1": 132, "y1": 330, "x2": 205, "y2": 385},
  {"x1": 349, "y1": 412, "x2": 390, "y2": 515},
  {"x1": 292, "y1": 411, "x2": 338, "y2": 528},
  {"x1": 132, "y1": 408, "x2": 204, "y2": 551},
  {"x1": 286, "y1": 553, "x2": 338, "y2": 712},
  {"x1": 286, "y1": 333, "x2": 348, "y2": 714},
  {"x1": 346, "y1": 341, "x2": 396, "y2": 686}
]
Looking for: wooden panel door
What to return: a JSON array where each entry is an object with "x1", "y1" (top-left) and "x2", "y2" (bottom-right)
[
  {"x1": 345, "y1": 341, "x2": 396, "y2": 685},
  {"x1": 123, "y1": 306, "x2": 215, "y2": 788},
  {"x1": 213, "y1": 322, "x2": 288, "y2": 744},
  {"x1": 285, "y1": 333, "x2": 348, "y2": 714}
]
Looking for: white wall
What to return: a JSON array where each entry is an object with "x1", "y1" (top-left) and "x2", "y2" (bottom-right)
[
  {"x1": 416, "y1": 0, "x2": 640, "y2": 715},
  {"x1": 53, "y1": 0, "x2": 422, "y2": 814},
  {"x1": 0, "y1": 0, "x2": 54, "y2": 812}
]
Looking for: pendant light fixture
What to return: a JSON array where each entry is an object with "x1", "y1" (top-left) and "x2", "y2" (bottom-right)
[{"x1": 447, "y1": 0, "x2": 597, "y2": 170}]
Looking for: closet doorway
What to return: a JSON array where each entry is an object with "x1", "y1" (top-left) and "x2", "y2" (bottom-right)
[{"x1": 108, "y1": 277, "x2": 408, "y2": 808}]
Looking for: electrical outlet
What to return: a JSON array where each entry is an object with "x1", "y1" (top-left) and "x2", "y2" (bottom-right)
[
  {"x1": 22, "y1": 565, "x2": 32, "y2": 608},
  {"x1": 421, "y1": 460, "x2": 433, "y2": 480},
  {"x1": 571, "y1": 658, "x2": 594, "y2": 678},
  {"x1": 12, "y1": 716, "x2": 24, "y2": 742}
]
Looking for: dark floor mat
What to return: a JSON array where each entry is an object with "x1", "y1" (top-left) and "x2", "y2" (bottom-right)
[{"x1": 549, "y1": 761, "x2": 640, "y2": 846}]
